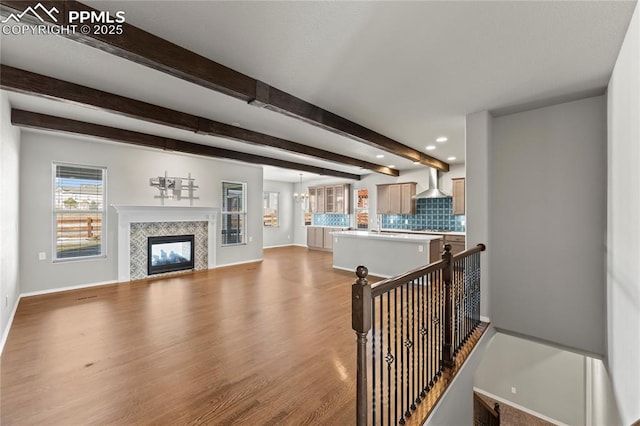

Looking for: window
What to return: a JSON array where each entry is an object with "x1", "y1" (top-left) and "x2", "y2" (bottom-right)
[
  {"x1": 355, "y1": 188, "x2": 369, "y2": 229},
  {"x1": 53, "y1": 163, "x2": 106, "y2": 261},
  {"x1": 222, "y1": 181, "x2": 246, "y2": 245},
  {"x1": 263, "y1": 192, "x2": 279, "y2": 227}
]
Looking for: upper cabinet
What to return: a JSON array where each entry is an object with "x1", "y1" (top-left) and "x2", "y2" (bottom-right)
[
  {"x1": 377, "y1": 182, "x2": 416, "y2": 215},
  {"x1": 452, "y1": 178, "x2": 465, "y2": 215},
  {"x1": 309, "y1": 184, "x2": 350, "y2": 214},
  {"x1": 309, "y1": 186, "x2": 325, "y2": 213}
]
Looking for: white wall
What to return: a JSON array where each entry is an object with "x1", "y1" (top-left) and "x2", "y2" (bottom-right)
[
  {"x1": 0, "y1": 92, "x2": 21, "y2": 350},
  {"x1": 490, "y1": 96, "x2": 607, "y2": 356},
  {"x1": 588, "y1": 357, "x2": 623, "y2": 426},
  {"x1": 606, "y1": 3, "x2": 640, "y2": 424},
  {"x1": 262, "y1": 180, "x2": 295, "y2": 248},
  {"x1": 19, "y1": 131, "x2": 264, "y2": 294},
  {"x1": 475, "y1": 333, "x2": 587, "y2": 425}
]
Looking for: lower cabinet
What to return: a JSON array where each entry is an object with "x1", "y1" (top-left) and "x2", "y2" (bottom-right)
[
  {"x1": 429, "y1": 239, "x2": 443, "y2": 263},
  {"x1": 443, "y1": 234, "x2": 466, "y2": 255},
  {"x1": 307, "y1": 227, "x2": 325, "y2": 249},
  {"x1": 429, "y1": 234, "x2": 466, "y2": 260},
  {"x1": 323, "y1": 228, "x2": 335, "y2": 250},
  {"x1": 307, "y1": 227, "x2": 343, "y2": 251}
]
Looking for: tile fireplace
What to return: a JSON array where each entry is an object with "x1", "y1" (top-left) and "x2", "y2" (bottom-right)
[{"x1": 112, "y1": 205, "x2": 219, "y2": 282}]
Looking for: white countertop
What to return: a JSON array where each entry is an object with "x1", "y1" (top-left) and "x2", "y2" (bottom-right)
[{"x1": 331, "y1": 230, "x2": 443, "y2": 242}]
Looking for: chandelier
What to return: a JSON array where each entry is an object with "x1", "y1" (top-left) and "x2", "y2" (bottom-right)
[{"x1": 293, "y1": 173, "x2": 309, "y2": 203}]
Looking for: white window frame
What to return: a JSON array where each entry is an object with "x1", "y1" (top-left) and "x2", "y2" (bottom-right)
[
  {"x1": 263, "y1": 191, "x2": 279, "y2": 228},
  {"x1": 354, "y1": 188, "x2": 369, "y2": 230},
  {"x1": 221, "y1": 181, "x2": 247, "y2": 246},
  {"x1": 52, "y1": 162, "x2": 107, "y2": 262}
]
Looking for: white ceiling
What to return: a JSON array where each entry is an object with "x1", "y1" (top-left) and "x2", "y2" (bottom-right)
[{"x1": 0, "y1": 1, "x2": 636, "y2": 182}]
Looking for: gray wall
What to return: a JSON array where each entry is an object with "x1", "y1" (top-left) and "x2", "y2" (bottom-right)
[
  {"x1": 606, "y1": 3, "x2": 640, "y2": 424},
  {"x1": 475, "y1": 333, "x2": 586, "y2": 425},
  {"x1": 490, "y1": 96, "x2": 607, "y2": 356},
  {"x1": 262, "y1": 179, "x2": 295, "y2": 248},
  {"x1": 426, "y1": 326, "x2": 495, "y2": 425},
  {"x1": 466, "y1": 111, "x2": 492, "y2": 320},
  {"x1": 19, "y1": 131, "x2": 264, "y2": 294},
  {"x1": 0, "y1": 92, "x2": 21, "y2": 350}
]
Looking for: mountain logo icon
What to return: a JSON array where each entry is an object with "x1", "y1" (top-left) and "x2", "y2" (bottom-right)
[{"x1": 1, "y1": 3, "x2": 59, "y2": 24}]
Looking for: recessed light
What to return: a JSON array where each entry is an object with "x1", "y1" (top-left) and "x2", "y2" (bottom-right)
[
  {"x1": 436, "y1": 136, "x2": 448, "y2": 143},
  {"x1": 231, "y1": 122, "x2": 241, "y2": 126},
  {"x1": 387, "y1": 165, "x2": 396, "y2": 169},
  {"x1": 447, "y1": 156, "x2": 457, "y2": 161},
  {"x1": 376, "y1": 154, "x2": 385, "y2": 159},
  {"x1": 413, "y1": 161, "x2": 420, "y2": 165},
  {"x1": 426, "y1": 145, "x2": 436, "y2": 151}
]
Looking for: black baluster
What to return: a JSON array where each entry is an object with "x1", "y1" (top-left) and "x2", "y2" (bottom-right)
[
  {"x1": 387, "y1": 292, "x2": 395, "y2": 424},
  {"x1": 372, "y1": 295, "x2": 377, "y2": 425},
  {"x1": 378, "y1": 295, "x2": 382, "y2": 425},
  {"x1": 394, "y1": 287, "x2": 398, "y2": 426}
]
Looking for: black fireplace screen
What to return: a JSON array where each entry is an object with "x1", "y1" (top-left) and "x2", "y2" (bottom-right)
[{"x1": 147, "y1": 234, "x2": 195, "y2": 275}]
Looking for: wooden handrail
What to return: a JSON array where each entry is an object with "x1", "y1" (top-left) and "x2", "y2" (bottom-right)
[
  {"x1": 474, "y1": 393, "x2": 500, "y2": 419},
  {"x1": 371, "y1": 243, "x2": 486, "y2": 297},
  {"x1": 353, "y1": 242, "x2": 487, "y2": 426}
]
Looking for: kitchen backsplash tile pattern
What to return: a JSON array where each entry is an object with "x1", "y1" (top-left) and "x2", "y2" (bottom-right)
[
  {"x1": 312, "y1": 214, "x2": 350, "y2": 227},
  {"x1": 382, "y1": 197, "x2": 465, "y2": 232}
]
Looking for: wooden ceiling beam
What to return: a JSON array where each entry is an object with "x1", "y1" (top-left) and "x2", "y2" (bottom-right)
[
  {"x1": 11, "y1": 109, "x2": 362, "y2": 180},
  {"x1": 1, "y1": 65, "x2": 397, "y2": 177},
  {"x1": 0, "y1": 0, "x2": 448, "y2": 172}
]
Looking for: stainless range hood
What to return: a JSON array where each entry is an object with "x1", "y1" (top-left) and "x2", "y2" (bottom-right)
[{"x1": 414, "y1": 167, "x2": 450, "y2": 198}]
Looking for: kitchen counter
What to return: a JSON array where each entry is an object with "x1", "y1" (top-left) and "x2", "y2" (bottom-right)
[
  {"x1": 332, "y1": 230, "x2": 443, "y2": 242},
  {"x1": 331, "y1": 230, "x2": 442, "y2": 278}
]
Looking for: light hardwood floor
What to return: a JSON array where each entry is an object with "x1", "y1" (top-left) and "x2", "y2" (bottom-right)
[{"x1": 1, "y1": 246, "x2": 380, "y2": 425}]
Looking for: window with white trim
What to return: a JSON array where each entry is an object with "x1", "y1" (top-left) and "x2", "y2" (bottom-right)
[
  {"x1": 263, "y1": 191, "x2": 279, "y2": 227},
  {"x1": 222, "y1": 181, "x2": 247, "y2": 245},
  {"x1": 355, "y1": 188, "x2": 369, "y2": 229},
  {"x1": 53, "y1": 163, "x2": 106, "y2": 261}
]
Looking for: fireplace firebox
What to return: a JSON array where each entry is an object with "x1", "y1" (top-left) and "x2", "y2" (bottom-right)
[{"x1": 147, "y1": 234, "x2": 195, "y2": 275}]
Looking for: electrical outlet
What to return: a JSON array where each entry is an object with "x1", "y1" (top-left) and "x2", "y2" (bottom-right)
[
  {"x1": 248, "y1": 236, "x2": 253, "y2": 243},
  {"x1": 38, "y1": 252, "x2": 46, "y2": 260},
  {"x1": 418, "y1": 245, "x2": 424, "y2": 252},
  {"x1": 511, "y1": 387, "x2": 517, "y2": 394}
]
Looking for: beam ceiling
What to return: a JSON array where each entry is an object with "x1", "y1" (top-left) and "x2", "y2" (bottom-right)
[
  {"x1": 11, "y1": 109, "x2": 362, "y2": 180},
  {"x1": 0, "y1": 65, "x2": 396, "y2": 177},
  {"x1": 0, "y1": 0, "x2": 449, "y2": 172}
]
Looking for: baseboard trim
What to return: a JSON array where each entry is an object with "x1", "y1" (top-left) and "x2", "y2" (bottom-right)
[
  {"x1": 214, "y1": 258, "x2": 263, "y2": 269},
  {"x1": 0, "y1": 294, "x2": 21, "y2": 355},
  {"x1": 263, "y1": 244, "x2": 295, "y2": 249},
  {"x1": 20, "y1": 280, "x2": 119, "y2": 299},
  {"x1": 473, "y1": 387, "x2": 568, "y2": 426}
]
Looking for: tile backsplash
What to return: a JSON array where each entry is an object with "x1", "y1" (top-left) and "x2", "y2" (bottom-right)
[
  {"x1": 312, "y1": 214, "x2": 350, "y2": 227},
  {"x1": 381, "y1": 197, "x2": 465, "y2": 232}
]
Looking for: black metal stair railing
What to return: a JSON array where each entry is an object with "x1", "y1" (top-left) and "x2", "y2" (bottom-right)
[{"x1": 352, "y1": 243, "x2": 486, "y2": 425}]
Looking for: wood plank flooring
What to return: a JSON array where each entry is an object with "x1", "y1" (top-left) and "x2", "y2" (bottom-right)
[
  {"x1": 1, "y1": 247, "x2": 377, "y2": 425},
  {"x1": 1, "y1": 246, "x2": 485, "y2": 425}
]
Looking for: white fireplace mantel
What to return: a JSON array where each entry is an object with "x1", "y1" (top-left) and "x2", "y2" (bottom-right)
[{"x1": 112, "y1": 205, "x2": 219, "y2": 282}]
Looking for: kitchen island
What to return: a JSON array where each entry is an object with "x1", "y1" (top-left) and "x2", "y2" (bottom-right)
[{"x1": 331, "y1": 230, "x2": 443, "y2": 278}]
